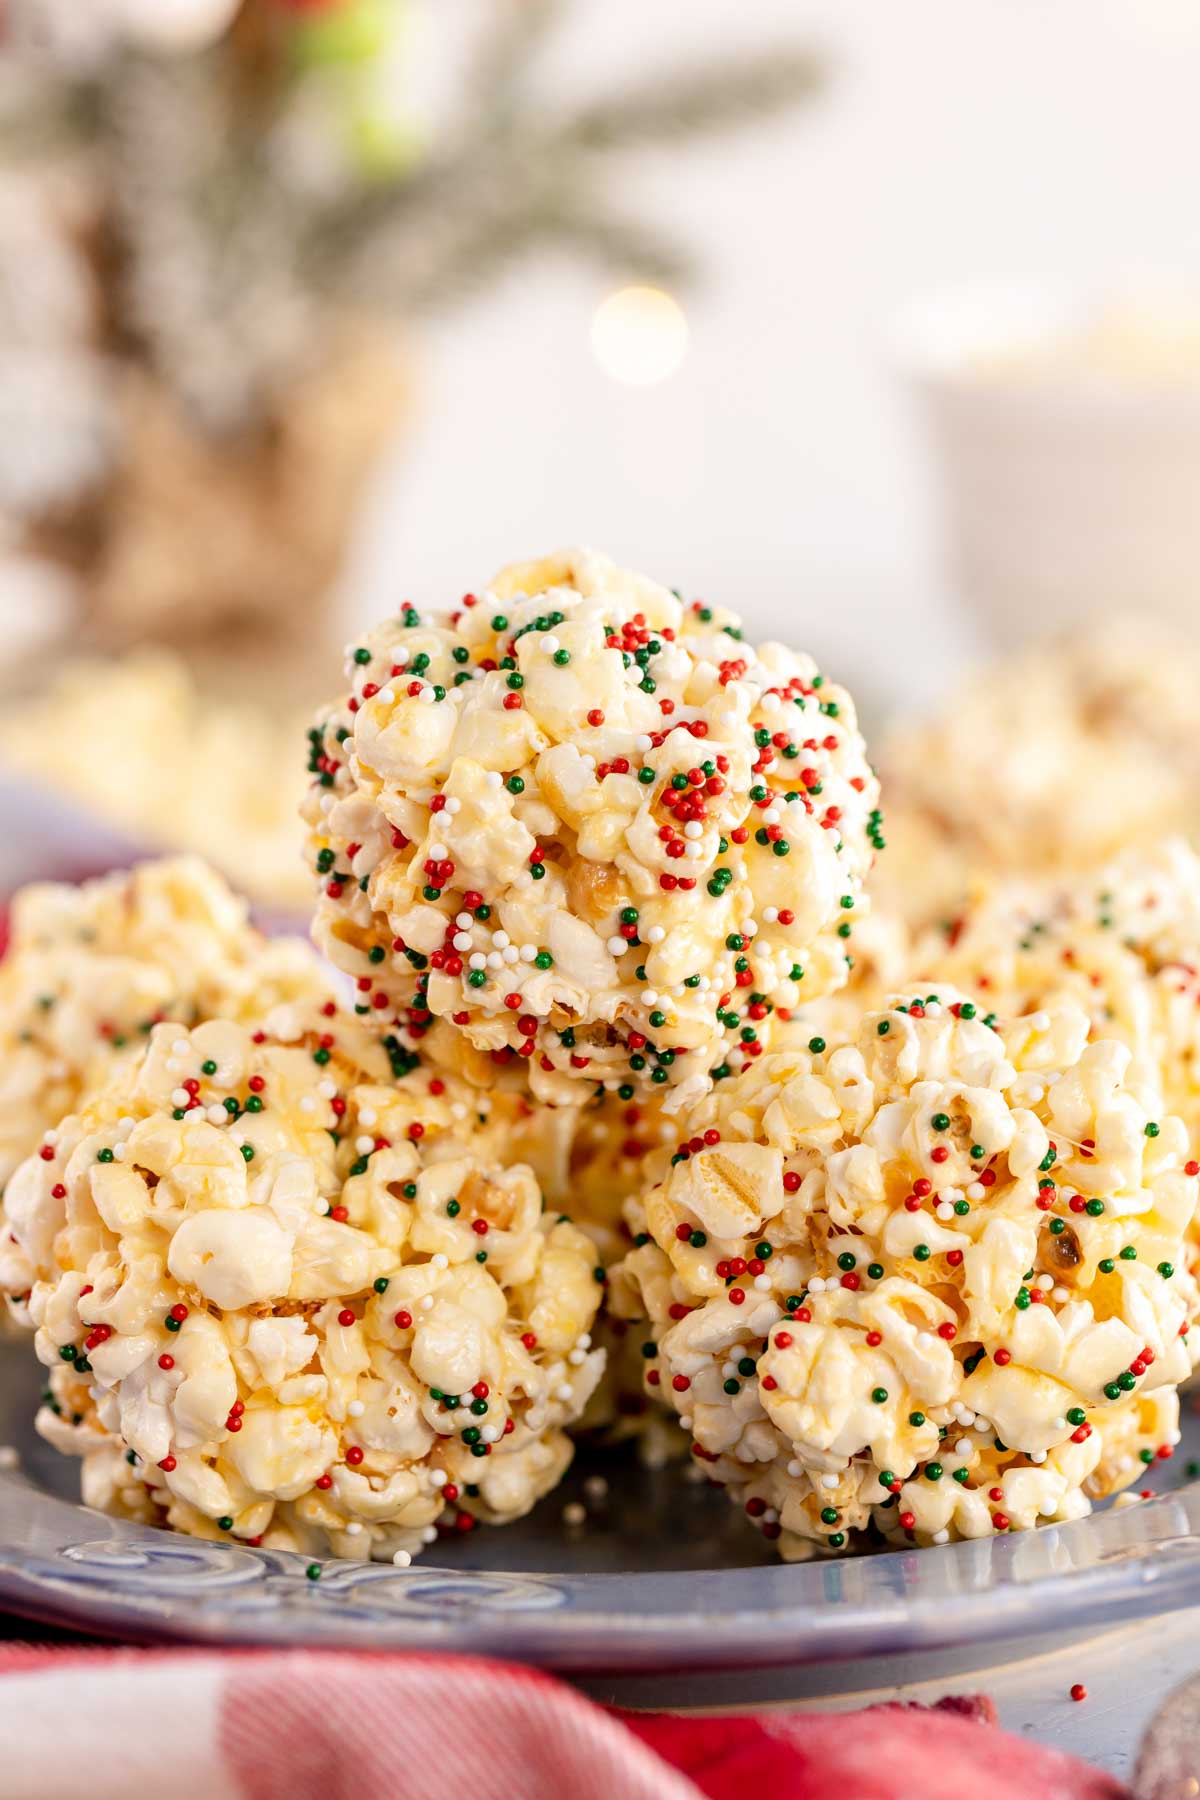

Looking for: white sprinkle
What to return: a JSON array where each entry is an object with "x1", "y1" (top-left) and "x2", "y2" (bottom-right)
[
  {"x1": 935, "y1": 1204, "x2": 954, "y2": 1222},
  {"x1": 485, "y1": 770, "x2": 502, "y2": 789},
  {"x1": 967, "y1": 1183, "x2": 985, "y2": 1201},
  {"x1": 635, "y1": 734, "x2": 652, "y2": 752},
  {"x1": 584, "y1": 1476, "x2": 608, "y2": 1501},
  {"x1": 429, "y1": 1469, "x2": 447, "y2": 1488},
  {"x1": 299, "y1": 1096, "x2": 316, "y2": 1114},
  {"x1": 568, "y1": 1349, "x2": 586, "y2": 1366},
  {"x1": 421, "y1": 1527, "x2": 437, "y2": 1544},
  {"x1": 809, "y1": 1277, "x2": 826, "y2": 1294},
  {"x1": 112, "y1": 1143, "x2": 127, "y2": 1161},
  {"x1": 820, "y1": 1473, "x2": 839, "y2": 1490},
  {"x1": 762, "y1": 807, "x2": 781, "y2": 825},
  {"x1": 355, "y1": 1136, "x2": 374, "y2": 1155},
  {"x1": 456, "y1": 912, "x2": 473, "y2": 929},
  {"x1": 492, "y1": 931, "x2": 510, "y2": 949},
  {"x1": 753, "y1": 1274, "x2": 771, "y2": 1291},
  {"x1": 1036, "y1": 1273, "x2": 1054, "y2": 1291},
  {"x1": 1030, "y1": 1450, "x2": 1047, "y2": 1464},
  {"x1": 345, "y1": 1521, "x2": 363, "y2": 1536},
  {"x1": 787, "y1": 1460, "x2": 803, "y2": 1478},
  {"x1": 318, "y1": 1081, "x2": 337, "y2": 1100},
  {"x1": 647, "y1": 926, "x2": 665, "y2": 943},
  {"x1": 453, "y1": 933, "x2": 472, "y2": 952},
  {"x1": 520, "y1": 944, "x2": 537, "y2": 962},
  {"x1": 432, "y1": 1254, "x2": 448, "y2": 1270},
  {"x1": 420, "y1": 1295, "x2": 434, "y2": 1312},
  {"x1": 170, "y1": 1090, "x2": 190, "y2": 1108},
  {"x1": 347, "y1": 1400, "x2": 365, "y2": 1418},
  {"x1": 392, "y1": 1550, "x2": 412, "y2": 1567},
  {"x1": 480, "y1": 1424, "x2": 501, "y2": 1443},
  {"x1": 954, "y1": 1438, "x2": 972, "y2": 1457},
  {"x1": 683, "y1": 821, "x2": 703, "y2": 839},
  {"x1": 418, "y1": 687, "x2": 435, "y2": 705},
  {"x1": 932, "y1": 1529, "x2": 950, "y2": 1545},
  {"x1": 502, "y1": 945, "x2": 519, "y2": 963},
  {"x1": 206, "y1": 1105, "x2": 227, "y2": 1126},
  {"x1": 378, "y1": 688, "x2": 395, "y2": 705},
  {"x1": 393, "y1": 647, "x2": 410, "y2": 666},
  {"x1": 562, "y1": 1502, "x2": 586, "y2": 1527},
  {"x1": 487, "y1": 952, "x2": 504, "y2": 969},
  {"x1": 469, "y1": 953, "x2": 487, "y2": 970},
  {"x1": 1052, "y1": 1286, "x2": 1070, "y2": 1303},
  {"x1": 607, "y1": 935, "x2": 627, "y2": 957},
  {"x1": 540, "y1": 635, "x2": 559, "y2": 653},
  {"x1": 444, "y1": 797, "x2": 461, "y2": 814},
  {"x1": 684, "y1": 843, "x2": 703, "y2": 859},
  {"x1": 556, "y1": 1383, "x2": 573, "y2": 1402},
  {"x1": 762, "y1": 907, "x2": 779, "y2": 924}
]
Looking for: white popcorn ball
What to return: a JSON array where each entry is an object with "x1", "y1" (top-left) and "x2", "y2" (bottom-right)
[
  {"x1": 611, "y1": 985, "x2": 1198, "y2": 1560},
  {"x1": 0, "y1": 858, "x2": 335, "y2": 1326},
  {"x1": 303, "y1": 548, "x2": 880, "y2": 1113},
  {"x1": 11, "y1": 1013, "x2": 606, "y2": 1563}
]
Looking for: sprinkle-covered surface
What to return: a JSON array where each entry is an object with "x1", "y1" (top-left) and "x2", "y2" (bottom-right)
[
  {"x1": 612, "y1": 989, "x2": 1197, "y2": 1559},
  {"x1": 919, "y1": 838, "x2": 1200, "y2": 1133},
  {"x1": 0, "y1": 857, "x2": 329, "y2": 1192},
  {"x1": 303, "y1": 549, "x2": 880, "y2": 1112},
  {"x1": 5, "y1": 1012, "x2": 605, "y2": 1564}
]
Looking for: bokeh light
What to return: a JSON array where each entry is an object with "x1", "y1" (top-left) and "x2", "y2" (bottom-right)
[{"x1": 590, "y1": 285, "x2": 689, "y2": 386}]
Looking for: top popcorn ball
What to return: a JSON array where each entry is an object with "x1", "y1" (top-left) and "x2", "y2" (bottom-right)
[{"x1": 305, "y1": 550, "x2": 881, "y2": 1109}]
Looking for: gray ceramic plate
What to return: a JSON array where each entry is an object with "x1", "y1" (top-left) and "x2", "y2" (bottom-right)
[{"x1": 1, "y1": 1343, "x2": 1200, "y2": 1681}]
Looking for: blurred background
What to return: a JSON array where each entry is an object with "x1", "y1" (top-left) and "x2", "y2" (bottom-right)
[{"x1": 4, "y1": 0, "x2": 1200, "y2": 918}]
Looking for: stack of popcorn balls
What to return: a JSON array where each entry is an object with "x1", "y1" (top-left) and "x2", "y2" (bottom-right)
[{"x1": 5, "y1": 549, "x2": 1197, "y2": 1567}]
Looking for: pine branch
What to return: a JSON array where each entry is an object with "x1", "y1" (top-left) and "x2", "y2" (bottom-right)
[
  {"x1": 562, "y1": 46, "x2": 825, "y2": 152},
  {"x1": 465, "y1": 0, "x2": 564, "y2": 121}
]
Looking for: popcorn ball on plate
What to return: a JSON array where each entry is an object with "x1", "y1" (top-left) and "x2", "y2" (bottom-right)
[
  {"x1": 8, "y1": 1012, "x2": 605, "y2": 1562},
  {"x1": 612, "y1": 990, "x2": 1196, "y2": 1559},
  {"x1": 304, "y1": 549, "x2": 881, "y2": 1110},
  {"x1": 921, "y1": 838, "x2": 1200, "y2": 1131},
  {"x1": 0, "y1": 856, "x2": 328, "y2": 1192}
]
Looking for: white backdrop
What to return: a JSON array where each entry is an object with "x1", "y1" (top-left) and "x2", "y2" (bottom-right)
[{"x1": 346, "y1": 0, "x2": 1200, "y2": 727}]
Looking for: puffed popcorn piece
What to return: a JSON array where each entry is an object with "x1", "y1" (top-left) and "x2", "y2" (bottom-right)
[
  {"x1": 612, "y1": 987, "x2": 1196, "y2": 1559},
  {"x1": 10, "y1": 1013, "x2": 606, "y2": 1562},
  {"x1": 303, "y1": 548, "x2": 881, "y2": 1112}
]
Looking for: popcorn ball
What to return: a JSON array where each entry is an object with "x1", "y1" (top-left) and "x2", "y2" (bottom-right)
[
  {"x1": 612, "y1": 990, "x2": 1196, "y2": 1559},
  {"x1": 922, "y1": 839, "x2": 1200, "y2": 1131},
  {"x1": 0, "y1": 856, "x2": 328, "y2": 1192},
  {"x1": 8, "y1": 1013, "x2": 605, "y2": 1562},
  {"x1": 876, "y1": 618, "x2": 1200, "y2": 928},
  {"x1": 304, "y1": 548, "x2": 881, "y2": 1111}
]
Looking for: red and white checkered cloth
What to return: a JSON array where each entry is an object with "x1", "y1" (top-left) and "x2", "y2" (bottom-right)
[{"x1": 0, "y1": 1645, "x2": 1124, "y2": 1799}]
